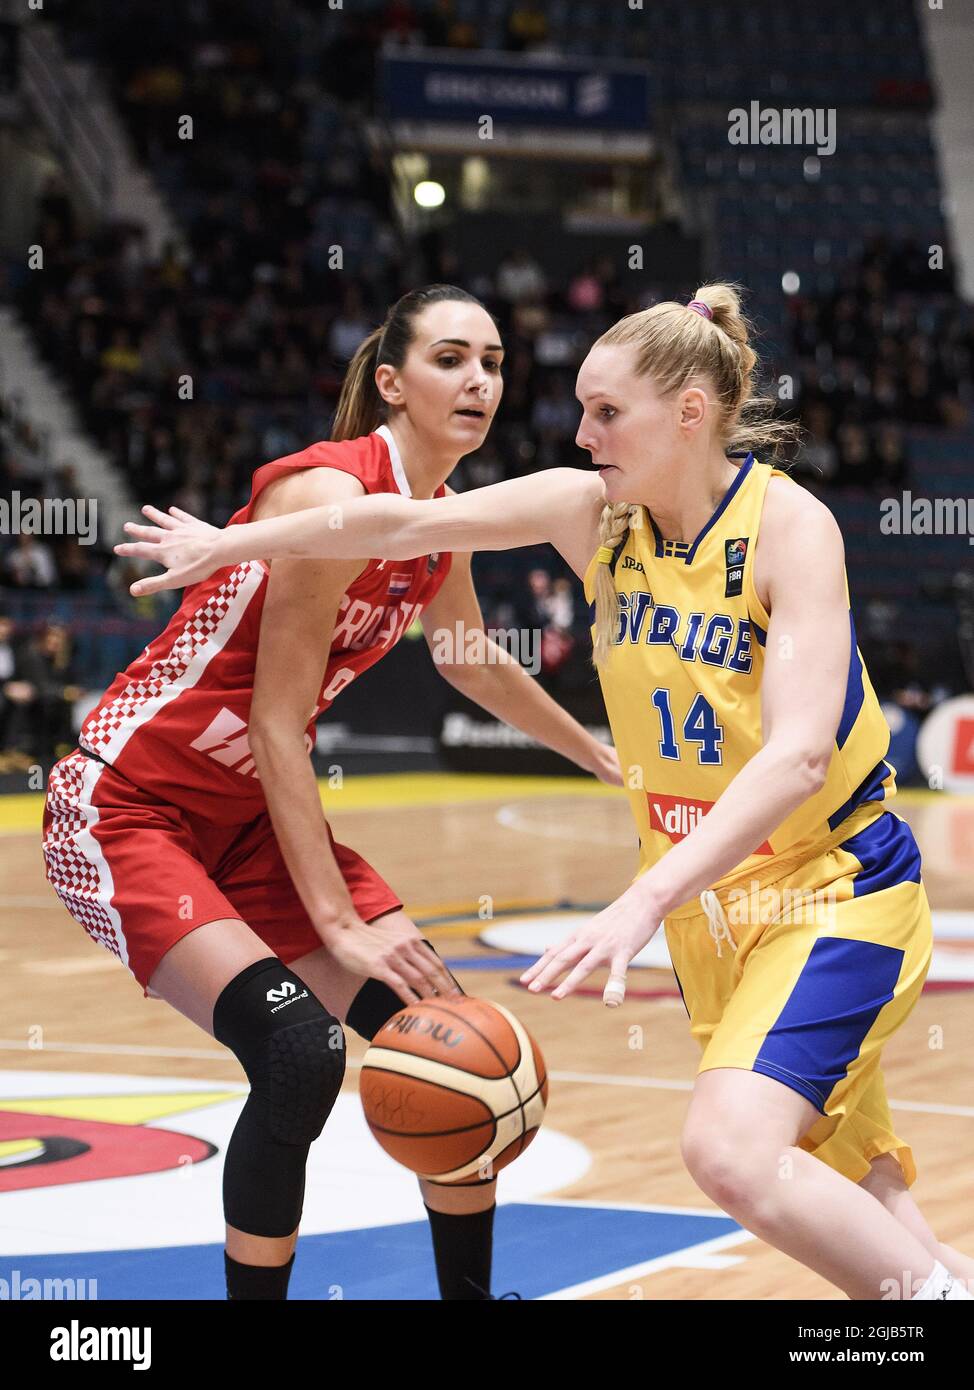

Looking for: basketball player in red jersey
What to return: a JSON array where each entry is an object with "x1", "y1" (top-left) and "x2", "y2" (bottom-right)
[{"x1": 43, "y1": 285, "x2": 620, "y2": 1301}]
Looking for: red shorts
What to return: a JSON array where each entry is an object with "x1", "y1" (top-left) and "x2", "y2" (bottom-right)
[{"x1": 42, "y1": 751, "x2": 403, "y2": 995}]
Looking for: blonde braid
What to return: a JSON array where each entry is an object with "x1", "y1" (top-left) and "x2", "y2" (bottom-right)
[{"x1": 592, "y1": 501, "x2": 641, "y2": 667}]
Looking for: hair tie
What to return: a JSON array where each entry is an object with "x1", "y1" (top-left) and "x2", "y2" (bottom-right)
[
  {"x1": 595, "y1": 545, "x2": 617, "y2": 566},
  {"x1": 687, "y1": 300, "x2": 713, "y2": 320}
]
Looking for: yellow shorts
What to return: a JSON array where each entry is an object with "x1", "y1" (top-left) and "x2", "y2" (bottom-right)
[{"x1": 663, "y1": 807, "x2": 932, "y2": 1186}]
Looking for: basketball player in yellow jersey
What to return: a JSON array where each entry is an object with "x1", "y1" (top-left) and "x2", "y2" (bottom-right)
[{"x1": 117, "y1": 283, "x2": 974, "y2": 1302}]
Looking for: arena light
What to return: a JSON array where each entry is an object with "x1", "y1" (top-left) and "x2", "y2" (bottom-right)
[
  {"x1": 782, "y1": 271, "x2": 801, "y2": 295},
  {"x1": 414, "y1": 180, "x2": 446, "y2": 209}
]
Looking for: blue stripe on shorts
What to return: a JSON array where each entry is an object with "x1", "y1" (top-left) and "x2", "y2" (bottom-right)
[
  {"x1": 753, "y1": 936, "x2": 904, "y2": 1111},
  {"x1": 840, "y1": 810, "x2": 922, "y2": 897}
]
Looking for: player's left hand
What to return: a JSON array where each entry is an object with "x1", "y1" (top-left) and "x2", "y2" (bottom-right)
[
  {"x1": 518, "y1": 886, "x2": 661, "y2": 1006},
  {"x1": 114, "y1": 506, "x2": 225, "y2": 596}
]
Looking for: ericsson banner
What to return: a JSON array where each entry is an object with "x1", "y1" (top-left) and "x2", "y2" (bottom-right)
[{"x1": 380, "y1": 50, "x2": 652, "y2": 132}]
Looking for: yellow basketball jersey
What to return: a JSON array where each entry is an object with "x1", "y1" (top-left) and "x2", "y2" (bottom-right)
[{"x1": 583, "y1": 454, "x2": 895, "y2": 908}]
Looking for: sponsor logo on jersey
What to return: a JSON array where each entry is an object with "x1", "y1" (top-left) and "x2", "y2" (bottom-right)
[
  {"x1": 724, "y1": 537, "x2": 748, "y2": 597},
  {"x1": 189, "y1": 708, "x2": 313, "y2": 777},
  {"x1": 189, "y1": 708, "x2": 259, "y2": 777},
  {"x1": 647, "y1": 791, "x2": 773, "y2": 853},
  {"x1": 621, "y1": 555, "x2": 645, "y2": 573}
]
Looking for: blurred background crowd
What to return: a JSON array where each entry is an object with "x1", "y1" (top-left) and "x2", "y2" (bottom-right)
[{"x1": 1, "y1": 0, "x2": 971, "y2": 773}]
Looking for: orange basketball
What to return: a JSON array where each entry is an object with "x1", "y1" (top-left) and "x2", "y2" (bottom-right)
[{"x1": 359, "y1": 995, "x2": 548, "y2": 1182}]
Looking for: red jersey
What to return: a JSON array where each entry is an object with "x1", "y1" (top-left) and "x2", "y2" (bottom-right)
[{"x1": 79, "y1": 427, "x2": 452, "y2": 822}]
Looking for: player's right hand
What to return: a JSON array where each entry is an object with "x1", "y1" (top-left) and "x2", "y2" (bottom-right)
[
  {"x1": 323, "y1": 915, "x2": 462, "y2": 1008},
  {"x1": 114, "y1": 505, "x2": 225, "y2": 596}
]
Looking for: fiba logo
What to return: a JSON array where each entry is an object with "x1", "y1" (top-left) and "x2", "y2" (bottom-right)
[{"x1": 724, "y1": 537, "x2": 749, "y2": 597}]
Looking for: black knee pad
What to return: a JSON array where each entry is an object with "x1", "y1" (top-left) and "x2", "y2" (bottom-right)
[
  {"x1": 346, "y1": 939, "x2": 462, "y2": 1042},
  {"x1": 213, "y1": 958, "x2": 346, "y2": 1237}
]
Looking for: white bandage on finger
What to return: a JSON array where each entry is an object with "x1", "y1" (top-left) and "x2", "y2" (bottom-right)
[{"x1": 603, "y1": 975, "x2": 627, "y2": 1008}]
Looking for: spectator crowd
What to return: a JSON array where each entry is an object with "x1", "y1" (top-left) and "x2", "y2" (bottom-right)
[
  {"x1": 1, "y1": 0, "x2": 971, "y2": 772},
  {"x1": 0, "y1": 614, "x2": 80, "y2": 771}
]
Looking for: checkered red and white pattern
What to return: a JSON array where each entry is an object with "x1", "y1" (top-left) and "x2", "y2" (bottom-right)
[
  {"x1": 80, "y1": 564, "x2": 263, "y2": 763},
  {"x1": 42, "y1": 752, "x2": 128, "y2": 967}
]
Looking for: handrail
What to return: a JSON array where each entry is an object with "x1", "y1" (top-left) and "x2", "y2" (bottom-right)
[{"x1": 20, "y1": 24, "x2": 116, "y2": 216}]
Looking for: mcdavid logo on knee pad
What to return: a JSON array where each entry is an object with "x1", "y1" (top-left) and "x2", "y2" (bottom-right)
[{"x1": 266, "y1": 981, "x2": 310, "y2": 1013}]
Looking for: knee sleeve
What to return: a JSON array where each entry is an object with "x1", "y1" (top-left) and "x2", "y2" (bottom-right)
[
  {"x1": 213, "y1": 958, "x2": 346, "y2": 1237},
  {"x1": 346, "y1": 940, "x2": 462, "y2": 1042}
]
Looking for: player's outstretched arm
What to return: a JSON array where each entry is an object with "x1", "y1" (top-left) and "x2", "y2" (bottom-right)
[{"x1": 115, "y1": 467, "x2": 603, "y2": 597}]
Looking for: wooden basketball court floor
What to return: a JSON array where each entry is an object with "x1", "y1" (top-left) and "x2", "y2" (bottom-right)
[{"x1": 2, "y1": 774, "x2": 972, "y2": 1300}]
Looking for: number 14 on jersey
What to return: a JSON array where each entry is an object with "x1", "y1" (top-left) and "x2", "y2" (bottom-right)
[{"x1": 651, "y1": 688, "x2": 725, "y2": 765}]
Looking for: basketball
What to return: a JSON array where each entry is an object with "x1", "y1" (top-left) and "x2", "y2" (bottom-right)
[{"x1": 359, "y1": 996, "x2": 548, "y2": 1182}]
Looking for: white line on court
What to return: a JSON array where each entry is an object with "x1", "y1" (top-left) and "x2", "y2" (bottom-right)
[
  {"x1": 538, "y1": 1229, "x2": 755, "y2": 1300},
  {"x1": 0, "y1": 897, "x2": 66, "y2": 908},
  {"x1": 495, "y1": 801, "x2": 624, "y2": 843},
  {"x1": 1, "y1": 1039, "x2": 973, "y2": 1117},
  {"x1": 552, "y1": 1068, "x2": 694, "y2": 1091},
  {"x1": 0, "y1": 1038, "x2": 233, "y2": 1061}
]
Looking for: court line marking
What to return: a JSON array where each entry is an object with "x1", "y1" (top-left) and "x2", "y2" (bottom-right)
[
  {"x1": 496, "y1": 791, "x2": 974, "y2": 843},
  {"x1": 21, "y1": 957, "x2": 132, "y2": 976},
  {"x1": 0, "y1": 898, "x2": 64, "y2": 909},
  {"x1": 1, "y1": 778, "x2": 970, "y2": 836},
  {"x1": 668, "y1": 1252, "x2": 746, "y2": 1269},
  {"x1": 538, "y1": 1228, "x2": 755, "y2": 1300},
  {"x1": 0, "y1": 1039, "x2": 238, "y2": 1061},
  {"x1": 530, "y1": 1194, "x2": 741, "y2": 1217},
  {"x1": 1, "y1": 1040, "x2": 972, "y2": 1117},
  {"x1": 0, "y1": 773, "x2": 626, "y2": 835},
  {"x1": 495, "y1": 801, "x2": 626, "y2": 843}
]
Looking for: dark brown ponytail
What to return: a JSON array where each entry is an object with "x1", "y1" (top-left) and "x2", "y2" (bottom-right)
[
  {"x1": 330, "y1": 284, "x2": 496, "y2": 442},
  {"x1": 331, "y1": 327, "x2": 385, "y2": 441}
]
